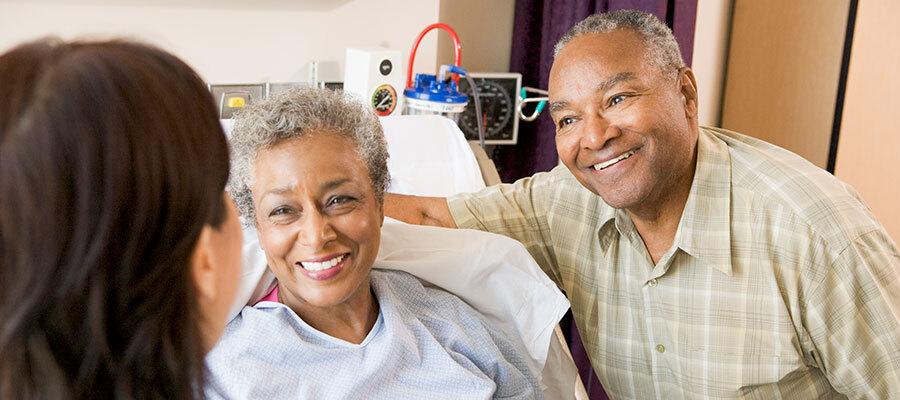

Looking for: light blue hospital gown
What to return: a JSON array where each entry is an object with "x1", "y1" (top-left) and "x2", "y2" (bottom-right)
[{"x1": 204, "y1": 269, "x2": 541, "y2": 399}]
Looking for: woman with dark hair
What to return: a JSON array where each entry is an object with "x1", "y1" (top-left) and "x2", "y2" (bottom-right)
[{"x1": 0, "y1": 39, "x2": 242, "y2": 399}]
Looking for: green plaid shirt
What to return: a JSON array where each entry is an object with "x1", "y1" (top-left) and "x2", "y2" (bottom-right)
[{"x1": 448, "y1": 127, "x2": 900, "y2": 399}]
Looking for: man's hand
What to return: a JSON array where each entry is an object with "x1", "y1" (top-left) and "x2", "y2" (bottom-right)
[{"x1": 384, "y1": 193, "x2": 457, "y2": 228}]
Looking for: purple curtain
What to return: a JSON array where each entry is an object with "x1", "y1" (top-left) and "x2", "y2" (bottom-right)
[{"x1": 499, "y1": 1, "x2": 698, "y2": 399}]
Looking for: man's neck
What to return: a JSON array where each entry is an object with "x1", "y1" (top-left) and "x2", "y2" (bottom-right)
[
  {"x1": 627, "y1": 153, "x2": 697, "y2": 265},
  {"x1": 629, "y1": 204, "x2": 684, "y2": 265}
]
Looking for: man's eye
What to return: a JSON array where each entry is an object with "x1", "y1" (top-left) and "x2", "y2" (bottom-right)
[
  {"x1": 558, "y1": 117, "x2": 577, "y2": 128},
  {"x1": 608, "y1": 94, "x2": 627, "y2": 107}
]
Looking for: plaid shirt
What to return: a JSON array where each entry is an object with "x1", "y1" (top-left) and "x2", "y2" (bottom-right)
[{"x1": 448, "y1": 127, "x2": 900, "y2": 399}]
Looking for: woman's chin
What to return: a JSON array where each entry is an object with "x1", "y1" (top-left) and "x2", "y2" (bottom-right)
[{"x1": 291, "y1": 284, "x2": 365, "y2": 309}]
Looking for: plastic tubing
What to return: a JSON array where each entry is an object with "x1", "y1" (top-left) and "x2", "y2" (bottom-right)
[{"x1": 406, "y1": 23, "x2": 462, "y2": 89}]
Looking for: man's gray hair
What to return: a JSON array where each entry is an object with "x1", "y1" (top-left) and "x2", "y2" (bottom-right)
[
  {"x1": 554, "y1": 10, "x2": 685, "y2": 75},
  {"x1": 226, "y1": 87, "x2": 390, "y2": 227}
]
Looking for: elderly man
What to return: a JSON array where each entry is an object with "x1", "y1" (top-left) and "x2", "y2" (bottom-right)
[{"x1": 386, "y1": 9, "x2": 900, "y2": 399}]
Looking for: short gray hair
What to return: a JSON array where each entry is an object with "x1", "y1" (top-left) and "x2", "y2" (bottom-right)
[
  {"x1": 227, "y1": 87, "x2": 390, "y2": 227},
  {"x1": 554, "y1": 10, "x2": 685, "y2": 76}
]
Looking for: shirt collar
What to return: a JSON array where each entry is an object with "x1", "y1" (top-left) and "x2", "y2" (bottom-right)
[
  {"x1": 672, "y1": 128, "x2": 734, "y2": 275},
  {"x1": 596, "y1": 196, "x2": 620, "y2": 249}
]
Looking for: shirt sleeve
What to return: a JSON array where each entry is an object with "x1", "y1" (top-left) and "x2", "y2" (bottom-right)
[
  {"x1": 447, "y1": 169, "x2": 563, "y2": 286},
  {"x1": 802, "y1": 229, "x2": 900, "y2": 398}
]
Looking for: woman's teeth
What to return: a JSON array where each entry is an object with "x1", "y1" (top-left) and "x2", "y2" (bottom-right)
[
  {"x1": 593, "y1": 150, "x2": 635, "y2": 170},
  {"x1": 298, "y1": 254, "x2": 345, "y2": 271}
]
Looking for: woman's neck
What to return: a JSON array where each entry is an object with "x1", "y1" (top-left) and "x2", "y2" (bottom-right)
[{"x1": 278, "y1": 283, "x2": 379, "y2": 344}]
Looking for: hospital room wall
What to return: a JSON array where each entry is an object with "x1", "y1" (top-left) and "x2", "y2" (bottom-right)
[
  {"x1": 691, "y1": 0, "x2": 733, "y2": 127},
  {"x1": 0, "y1": 0, "x2": 447, "y2": 84},
  {"x1": 833, "y1": 1, "x2": 900, "y2": 242},
  {"x1": 721, "y1": 0, "x2": 850, "y2": 170},
  {"x1": 436, "y1": 0, "x2": 516, "y2": 73},
  {"x1": 717, "y1": 0, "x2": 899, "y2": 241}
]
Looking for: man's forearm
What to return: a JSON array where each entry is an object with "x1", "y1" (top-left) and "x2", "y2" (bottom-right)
[{"x1": 384, "y1": 193, "x2": 457, "y2": 228}]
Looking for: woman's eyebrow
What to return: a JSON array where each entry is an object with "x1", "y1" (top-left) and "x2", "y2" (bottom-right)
[
  {"x1": 320, "y1": 178, "x2": 352, "y2": 192},
  {"x1": 260, "y1": 185, "x2": 294, "y2": 202}
]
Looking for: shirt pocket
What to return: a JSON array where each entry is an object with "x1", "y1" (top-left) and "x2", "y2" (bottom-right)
[{"x1": 679, "y1": 350, "x2": 803, "y2": 398}]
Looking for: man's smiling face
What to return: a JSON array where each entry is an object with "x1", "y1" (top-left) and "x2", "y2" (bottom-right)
[{"x1": 549, "y1": 29, "x2": 698, "y2": 213}]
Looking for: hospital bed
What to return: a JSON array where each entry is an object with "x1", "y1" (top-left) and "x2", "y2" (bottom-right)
[{"x1": 225, "y1": 115, "x2": 589, "y2": 399}]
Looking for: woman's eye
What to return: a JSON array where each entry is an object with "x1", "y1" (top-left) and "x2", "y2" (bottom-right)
[
  {"x1": 268, "y1": 206, "x2": 292, "y2": 217},
  {"x1": 327, "y1": 196, "x2": 355, "y2": 207},
  {"x1": 608, "y1": 94, "x2": 628, "y2": 107}
]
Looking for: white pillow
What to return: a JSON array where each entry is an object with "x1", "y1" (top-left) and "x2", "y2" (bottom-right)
[
  {"x1": 380, "y1": 115, "x2": 485, "y2": 196},
  {"x1": 375, "y1": 219, "x2": 570, "y2": 378}
]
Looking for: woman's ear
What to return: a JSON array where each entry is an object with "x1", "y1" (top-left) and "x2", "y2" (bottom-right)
[{"x1": 191, "y1": 227, "x2": 217, "y2": 300}]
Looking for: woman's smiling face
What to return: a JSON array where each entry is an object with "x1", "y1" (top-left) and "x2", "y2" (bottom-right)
[{"x1": 252, "y1": 131, "x2": 383, "y2": 310}]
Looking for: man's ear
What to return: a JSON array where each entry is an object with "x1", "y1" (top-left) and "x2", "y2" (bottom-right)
[
  {"x1": 679, "y1": 67, "x2": 699, "y2": 119},
  {"x1": 191, "y1": 226, "x2": 217, "y2": 301}
]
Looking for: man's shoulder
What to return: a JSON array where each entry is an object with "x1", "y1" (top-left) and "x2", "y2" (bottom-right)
[{"x1": 703, "y1": 127, "x2": 882, "y2": 245}]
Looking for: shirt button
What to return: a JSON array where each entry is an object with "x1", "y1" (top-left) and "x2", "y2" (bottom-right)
[
  {"x1": 656, "y1": 344, "x2": 666, "y2": 353},
  {"x1": 648, "y1": 278, "x2": 659, "y2": 287}
]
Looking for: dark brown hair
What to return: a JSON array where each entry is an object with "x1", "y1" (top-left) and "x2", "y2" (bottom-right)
[{"x1": 0, "y1": 39, "x2": 230, "y2": 399}]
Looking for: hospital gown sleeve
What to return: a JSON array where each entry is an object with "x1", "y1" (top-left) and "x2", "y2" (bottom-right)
[{"x1": 447, "y1": 169, "x2": 562, "y2": 286}]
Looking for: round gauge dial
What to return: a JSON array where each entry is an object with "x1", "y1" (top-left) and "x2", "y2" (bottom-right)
[
  {"x1": 371, "y1": 84, "x2": 397, "y2": 116},
  {"x1": 459, "y1": 79, "x2": 514, "y2": 139}
]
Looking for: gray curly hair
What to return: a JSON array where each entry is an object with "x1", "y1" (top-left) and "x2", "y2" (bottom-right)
[
  {"x1": 554, "y1": 10, "x2": 685, "y2": 77},
  {"x1": 226, "y1": 87, "x2": 390, "y2": 227}
]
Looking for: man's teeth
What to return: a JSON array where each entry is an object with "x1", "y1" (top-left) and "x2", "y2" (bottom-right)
[
  {"x1": 299, "y1": 255, "x2": 345, "y2": 271},
  {"x1": 593, "y1": 150, "x2": 635, "y2": 170}
]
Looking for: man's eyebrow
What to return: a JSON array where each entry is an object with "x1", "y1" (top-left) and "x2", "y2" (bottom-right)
[
  {"x1": 549, "y1": 72, "x2": 637, "y2": 115},
  {"x1": 549, "y1": 100, "x2": 569, "y2": 114},
  {"x1": 596, "y1": 72, "x2": 637, "y2": 93}
]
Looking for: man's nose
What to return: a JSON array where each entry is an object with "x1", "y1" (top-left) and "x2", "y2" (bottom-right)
[
  {"x1": 581, "y1": 115, "x2": 620, "y2": 150},
  {"x1": 298, "y1": 210, "x2": 337, "y2": 250}
]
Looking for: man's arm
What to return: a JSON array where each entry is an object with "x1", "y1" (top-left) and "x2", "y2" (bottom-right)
[
  {"x1": 384, "y1": 193, "x2": 457, "y2": 228},
  {"x1": 803, "y1": 229, "x2": 900, "y2": 398}
]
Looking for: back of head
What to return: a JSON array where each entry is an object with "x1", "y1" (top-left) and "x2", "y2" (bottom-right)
[{"x1": 0, "y1": 39, "x2": 230, "y2": 399}]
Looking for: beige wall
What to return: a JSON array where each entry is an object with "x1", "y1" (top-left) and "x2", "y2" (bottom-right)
[
  {"x1": 691, "y1": 0, "x2": 733, "y2": 127},
  {"x1": 0, "y1": 0, "x2": 442, "y2": 83},
  {"x1": 834, "y1": 1, "x2": 900, "y2": 242},
  {"x1": 436, "y1": 0, "x2": 515, "y2": 73},
  {"x1": 721, "y1": 0, "x2": 849, "y2": 169}
]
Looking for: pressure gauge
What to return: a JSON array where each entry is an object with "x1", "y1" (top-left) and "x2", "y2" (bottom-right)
[
  {"x1": 456, "y1": 73, "x2": 521, "y2": 145},
  {"x1": 371, "y1": 84, "x2": 398, "y2": 117}
]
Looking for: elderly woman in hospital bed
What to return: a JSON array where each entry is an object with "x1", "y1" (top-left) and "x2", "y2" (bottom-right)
[{"x1": 204, "y1": 87, "x2": 547, "y2": 399}]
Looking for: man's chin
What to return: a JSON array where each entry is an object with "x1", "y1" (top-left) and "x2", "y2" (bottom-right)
[{"x1": 591, "y1": 184, "x2": 649, "y2": 210}]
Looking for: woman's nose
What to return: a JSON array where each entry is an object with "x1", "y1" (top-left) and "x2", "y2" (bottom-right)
[{"x1": 298, "y1": 210, "x2": 337, "y2": 250}]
